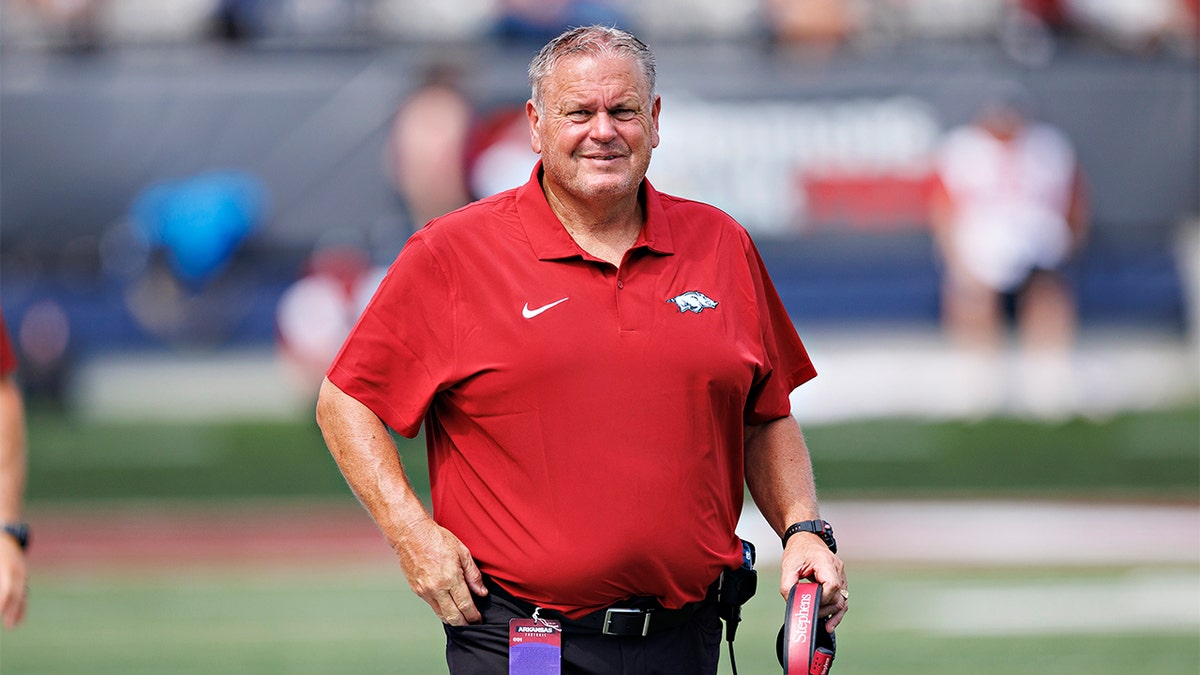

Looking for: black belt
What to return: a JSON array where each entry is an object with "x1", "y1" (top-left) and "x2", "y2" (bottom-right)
[{"x1": 482, "y1": 576, "x2": 714, "y2": 638}]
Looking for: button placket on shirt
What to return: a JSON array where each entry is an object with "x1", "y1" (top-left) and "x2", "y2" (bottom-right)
[{"x1": 614, "y1": 266, "x2": 639, "y2": 334}]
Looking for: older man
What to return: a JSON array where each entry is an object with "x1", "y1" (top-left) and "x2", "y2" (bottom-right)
[{"x1": 317, "y1": 25, "x2": 846, "y2": 674}]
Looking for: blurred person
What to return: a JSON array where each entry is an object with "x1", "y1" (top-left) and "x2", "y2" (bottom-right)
[
  {"x1": 1018, "y1": 0, "x2": 1075, "y2": 34},
  {"x1": 211, "y1": 0, "x2": 269, "y2": 42},
  {"x1": 120, "y1": 170, "x2": 268, "y2": 347},
  {"x1": 762, "y1": 0, "x2": 864, "y2": 56},
  {"x1": 0, "y1": 313, "x2": 30, "y2": 630},
  {"x1": 130, "y1": 170, "x2": 267, "y2": 289},
  {"x1": 1062, "y1": 0, "x2": 1198, "y2": 54},
  {"x1": 384, "y1": 63, "x2": 475, "y2": 233},
  {"x1": 492, "y1": 0, "x2": 631, "y2": 44},
  {"x1": 317, "y1": 25, "x2": 846, "y2": 674},
  {"x1": 14, "y1": 299, "x2": 72, "y2": 409},
  {"x1": 276, "y1": 237, "x2": 384, "y2": 397},
  {"x1": 22, "y1": 0, "x2": 104, "y2": 49},
  {"x1": 465, "y1": 104, "x2": 542, "y2": 199},
  {"x1": 931, "y1": 84, "x2": 1089, "y2": 416}
]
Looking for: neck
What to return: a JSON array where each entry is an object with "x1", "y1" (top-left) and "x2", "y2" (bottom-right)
[{"x1": 543, "y1": 181, "x2": 644, "y2": 266}]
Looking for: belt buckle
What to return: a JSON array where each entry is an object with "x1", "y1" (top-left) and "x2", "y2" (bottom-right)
[{"x1": 602, "y1": 608, "x2": 652, "y2": 637}]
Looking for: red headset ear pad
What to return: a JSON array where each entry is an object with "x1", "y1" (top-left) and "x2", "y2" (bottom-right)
[{"x1": 776, "y1": 582, "x2": 836, "y2": 674}]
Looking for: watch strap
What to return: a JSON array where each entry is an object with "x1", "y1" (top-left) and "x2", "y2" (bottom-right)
[
  {"x1": 2, "y1": 522, "x2": 30, "y2": 551},
  {"x1": 782, "y1": 520, "x2": 837, "y2": 553}
]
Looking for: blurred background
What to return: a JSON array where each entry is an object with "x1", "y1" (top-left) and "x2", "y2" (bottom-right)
[{"x1": 0, "y1": 1, "x2": 1197, "y2": 673}]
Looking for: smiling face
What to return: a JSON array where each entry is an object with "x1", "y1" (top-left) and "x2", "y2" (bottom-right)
[{"x1": 527, "y1": 52, "x2": 661, "y2": 211}]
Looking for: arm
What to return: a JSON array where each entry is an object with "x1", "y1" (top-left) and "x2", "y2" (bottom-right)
[
  {"x1": 1066, "y1": 168, "x2": 1090, "y2": 252},
  {"x1": 928, "y1": 177, "x2": 969, "y2": 280},
  {"x1": 0, "y1": 373, "x2": 27, "y2": 629},
  {"x1": 315, "y1": 377, "x2": 487, "y2": 625},
  {"x1": 744, "y1": 414, "x2": 847, "y2": 629}
]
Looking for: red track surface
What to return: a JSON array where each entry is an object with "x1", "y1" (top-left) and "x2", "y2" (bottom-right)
[
  {"x1": 26, "y1": 498, "x2": 1200, "y2": 572},
  {"x1": 25, "y1": 501, "x2": 397, "y2": 572}
]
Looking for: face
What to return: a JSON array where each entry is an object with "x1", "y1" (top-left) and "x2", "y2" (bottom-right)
[{"x1": 527, "y1": 52, "x2": 661, "y2": 208}]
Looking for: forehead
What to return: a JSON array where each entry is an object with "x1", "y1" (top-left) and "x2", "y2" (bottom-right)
[{"x1": 543, "y1": 53, "x2": 649, "y2": 104}]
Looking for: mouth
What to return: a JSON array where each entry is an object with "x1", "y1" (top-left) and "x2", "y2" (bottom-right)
[
  {"x1": 580, "y1": 150, "x2": 627, "y2": 162},
  {"x1": 581, "y1": 156, "x2": 627, "y2": 167}
]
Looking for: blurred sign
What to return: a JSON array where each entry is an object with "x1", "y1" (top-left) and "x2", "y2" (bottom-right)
[{"x1": 650, "y1": 95, "x2": 943, "y2": 234}]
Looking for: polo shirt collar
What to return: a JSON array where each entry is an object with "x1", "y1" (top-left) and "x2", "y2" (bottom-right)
[{"x1": 516, "y1": 161, "x2": 675, "y2": 261}]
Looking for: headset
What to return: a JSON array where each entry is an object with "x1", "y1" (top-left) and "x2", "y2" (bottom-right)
[{"x1": 776, "y1": 582, "x2": 836, "y2": 674}]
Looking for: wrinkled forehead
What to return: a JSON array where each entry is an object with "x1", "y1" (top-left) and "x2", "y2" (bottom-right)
[
  {"x1": 541, "y1": 52, "x2": 653, "y2": 105},
  {"x1": 531, "y1": 31, "x2": 656, "y2": 111}
]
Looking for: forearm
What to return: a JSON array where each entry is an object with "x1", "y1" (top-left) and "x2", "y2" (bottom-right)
[
  {"x1": 315, "y1": 378, "x2": 431, "y2": 548},
  {"x1": 744, "y1": 414, "x2": 820, "y2": 536},
  {"x1": 745, "y1": 413, "x2": 848, "y2": 627},
  {"x1": 315, "y1": 377, "x2": 487, "y2": 624},
  {"x1": 0, "y1": 377, "x2": 28, "y2": 629},
  {"x1": 0, "y1": 380, "x2": 27, "y2": 522}
]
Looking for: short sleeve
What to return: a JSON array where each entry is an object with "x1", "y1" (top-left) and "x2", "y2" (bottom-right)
[
  {"x1": 742, "y1": 235, "x2": 817, "y2": 425},
  {"x1": 326, "y1": 233, "x2": 456, "y2": 437}
]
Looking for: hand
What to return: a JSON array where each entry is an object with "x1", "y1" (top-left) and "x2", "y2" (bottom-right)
[
  {"x1": 780, "y1": 532, "x2": 847, "y2": 630},
  {"x1": 0, "y1": 537, "x2": 27, "y2": 629},
  {"x1": 393, "y1": 518, "x2": 488, "y2": 626}
]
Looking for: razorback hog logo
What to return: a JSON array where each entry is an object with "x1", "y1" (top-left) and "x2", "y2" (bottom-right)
[{"x1": 667, "y1": 291, "x2": 718, "y2": 314}]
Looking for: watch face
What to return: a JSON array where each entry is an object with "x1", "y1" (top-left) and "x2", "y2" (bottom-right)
[{"x1": 820, "y1": 523, "x2": 838, "y2": 553}]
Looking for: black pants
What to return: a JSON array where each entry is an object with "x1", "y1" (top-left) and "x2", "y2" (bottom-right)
[{"x1": 443, "y1": 588, "x2": 723, "y2": 675}]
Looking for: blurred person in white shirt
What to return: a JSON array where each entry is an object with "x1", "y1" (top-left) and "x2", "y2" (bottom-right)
[{"x1": 931, "y1": 83, "x2": 1090, "y2": 417}]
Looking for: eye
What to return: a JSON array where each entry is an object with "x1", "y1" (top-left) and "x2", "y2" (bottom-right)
[
  {"x1": 566, "y1": 109, "x2": 592, "y2": 121},
  {"x1": 611, "y1": 108, "x2": 637, "y2": 122}
]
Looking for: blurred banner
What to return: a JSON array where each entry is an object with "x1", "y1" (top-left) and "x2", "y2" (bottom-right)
[
  {"x1": 2, "y1": 48, "x2": 1193, "y2": 246},
  {"x1": 1, "y1": 43, "x2": 1195, "y2": 357}
]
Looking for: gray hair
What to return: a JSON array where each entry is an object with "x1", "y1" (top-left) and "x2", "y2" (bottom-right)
[{"x1": 528, "y1": 25, "x2": 656, "y2": 114}]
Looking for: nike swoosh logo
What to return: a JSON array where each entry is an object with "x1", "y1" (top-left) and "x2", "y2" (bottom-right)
[{"x1": 522, "y1": 297, "x2": 569, "y2": 319}]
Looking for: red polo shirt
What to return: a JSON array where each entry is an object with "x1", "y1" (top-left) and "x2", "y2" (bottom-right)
[{"x1": 329, "y1": 163, "x2": 816, "y2": 617}]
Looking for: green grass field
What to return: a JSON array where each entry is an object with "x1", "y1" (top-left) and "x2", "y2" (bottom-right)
[
  {"x1": 4, "y1": 565, "x2": 1197, "y2": 674},
  {"x1": 3, "y1": 406, "x2": 1197, "y2": 674},
  {"x1": 24, "y1": 406, "x2": 1200, "y2": 504}
]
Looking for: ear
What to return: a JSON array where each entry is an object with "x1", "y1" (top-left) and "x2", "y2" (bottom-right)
[
  {"x1": 526, "y1": 99, "x2": 543, "y2": 154},
  {"x1": 649, "y1": 95, "x2": 662, "y2": 149}
]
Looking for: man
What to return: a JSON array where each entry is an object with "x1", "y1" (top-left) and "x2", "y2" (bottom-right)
[
  {"x1": 0, "y1": 313, "x2": 29, "y2": 630},
  {"x1": 317, "y1": 25, "x2": 846, "y2": 673}
]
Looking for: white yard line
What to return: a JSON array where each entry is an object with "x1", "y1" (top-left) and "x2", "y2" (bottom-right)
[
  {"x1": 738, "y1": 499, "x2": 1200, "y2": 636},
  {"x1": 882, "y1": 572, "x2": 1200, "y2": 635},
  {"x1": 738, "y1": 500, "x2": 1200, "y2": 567}
]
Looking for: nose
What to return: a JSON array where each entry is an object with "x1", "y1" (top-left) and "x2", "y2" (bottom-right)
[{"x1": 589, "y1": 111, "x2": 618, "y2": 142}]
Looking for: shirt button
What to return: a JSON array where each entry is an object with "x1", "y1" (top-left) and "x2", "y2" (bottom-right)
[{"x1": 616, "y1": 280, "x2": 624, "y2": 289}]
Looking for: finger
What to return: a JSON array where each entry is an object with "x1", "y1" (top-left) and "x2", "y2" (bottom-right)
[
  {"x1": 820, "y1": 582, "x2": 848, "y2": 608},
  {"x1": 432, "y1": 572, "x2": 483, "y2": 626},
  {"x1": 461, "y1": 551, "x2": 488, "y2": 598},
  {"x1": 778, "y1": 567, "x2": 803, "y2": 598},
  {"x1": 1, "y1": 590, "x2": 18, "y2": 627},
  {"x1": 450, "y1": 584, "x2": 482, "y2": 625},
  {"x1": 2, "y1": 591, "x2": 25, "y2": 630},
  {"x1": 433, "y1": 591, "x2": 471, "y2": 626},
  {"x1": 818, "y1": 586, "x2": 849, "y2": 631},
  {"x1": 823, "y1": 602, "x2": 848, "y2": 631}
]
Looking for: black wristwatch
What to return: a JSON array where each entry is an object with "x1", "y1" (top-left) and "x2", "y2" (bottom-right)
[
  {"x1": 2, "y1": 522, "x2": 30, "y2": 551},
  {"x1": 782, "y1": 519, "x2": 836, "y2": 553}
]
